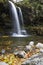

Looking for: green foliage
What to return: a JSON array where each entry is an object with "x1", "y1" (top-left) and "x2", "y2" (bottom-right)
[
  {"x1": 16, "y1": 0, "x2": 43, "y2": 36},
  {"x1": 18, "y1": 0, "x2": 43, "y2": 20},
  {"x1": 0, "y1": 0, "x2": 4, "y2": 2},
  {"x1": 0, "y1": 0, "x2": 7, "y2": 3},
  {"x1": 0, "y1": 0, "x2": 43, "y2": 35},
  {"x1": 27, "y1": 26, "x2": 43, "y2": 35}
]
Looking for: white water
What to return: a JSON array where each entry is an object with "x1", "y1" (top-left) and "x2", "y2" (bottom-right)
[
  {"x1": 17, "y1": 7, "x2": 27, "y2": 35},
  {"x1": 17, "y1": 7, "x2": 24, "y2": 29},
  {"x1": 13, "y1": 0, "x2": 23, "y2": 3},
  {"x1": 9, "y1": 1, "x2": 21, "y2": 34},
  {"x1": 9, "y1": 1, "x2": 28, "y2": 37}
]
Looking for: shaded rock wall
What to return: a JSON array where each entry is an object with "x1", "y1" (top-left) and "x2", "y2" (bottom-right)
[{"x1": 0, "y1": 2, "x2": 12, "y2": 35}]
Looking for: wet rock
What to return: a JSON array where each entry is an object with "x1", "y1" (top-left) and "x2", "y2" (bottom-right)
[
  {"x1": 40, "y1": 49, "x2": 43, "y2": 53},
  {"x1": 14, "y1": 51, "x2": 26, "y2": 58},
  {"x1": 22, "y1": 60, "x2": 31, "y2": 65},
  {"x1": 25, "y1": 45, "x2": 32, "y2": 51},
  {"x1": 25, "y1": 41, "x2": 34, "y2": 51},
  {"x1": 0, "y1": 62, "x2": 8, "y2": 65},
  {"x1": 29, "y1": 41, "x2": 34, "y2": 46},
  {"x1": 1, "y1": 49, "x2": 5, "y2": 54},
  {"x1": 22, "y1": 53, "x2": 43, "y2": 65},
  {"x1": 36, "y1": 43, "x2": 43, "y2": 49}
]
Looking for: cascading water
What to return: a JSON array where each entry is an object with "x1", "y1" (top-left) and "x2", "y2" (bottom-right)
[
  {"x1": 17, "y1": 7, "x2": 24, "y2": 30},
  {"x1": 17, "y1": 7, "x2": 27, "y2": 35},
  {"x1": 9, "y1": 1, "x2": 21, "y2": 34},
  {"x1": 9, "y1": 1, "x2": 28, "y2": 37}
]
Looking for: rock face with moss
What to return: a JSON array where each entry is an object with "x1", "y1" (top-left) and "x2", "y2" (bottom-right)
[
  {"x1": 16, "y1": 0, "x2": 43, "y2": 25},
  {"x1": 16, "y1": 0, "x2": 43, "y2": 35},
  {"x1": 0, "y1": 1, "x2": 12, "y2": 35}
]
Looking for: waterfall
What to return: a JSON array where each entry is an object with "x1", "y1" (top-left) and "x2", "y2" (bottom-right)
[
  {"x1": 8, "y1": 1, "x2": 28, "y2": 37},
  {"x1": 17, "y1": 7, "x2": 27, "y2": 35},
  {"x1": 9, "y1": 1, "x2": 21, "y2": 34},
  {"x1": 17, "y1": 7, "x2": 24, "y2": 29}
]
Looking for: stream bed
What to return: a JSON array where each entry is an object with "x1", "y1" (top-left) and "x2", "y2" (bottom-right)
[
  {"x1": 0, "y1": 35, "x2": 43, "y2": 65},
  {"x1": 0, "y1": 35, "x2": 43, "y2": 53}
]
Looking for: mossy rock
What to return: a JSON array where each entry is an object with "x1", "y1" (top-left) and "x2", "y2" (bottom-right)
[
  {"x1": 27, "y1": 26, "x2": 43, "y2": 36},
  {"x1": 0, "y1": 0, "x2": 7, "y2": 3}
]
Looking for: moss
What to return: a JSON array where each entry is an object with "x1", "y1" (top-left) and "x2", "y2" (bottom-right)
[
  {"x1": 16, "y1": 0, "x2": 43, "y2": 26},
  {"x1": 27, "y1": 26, "x2": 43, "y2": 36},
  {"x1": 0, "y1": 0, "x2": 7, "y2": 3},
  {"x1": 0, "y1": 1, "x2": 12, "y2": 34}
]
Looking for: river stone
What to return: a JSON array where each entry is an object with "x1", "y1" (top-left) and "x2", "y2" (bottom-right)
[
  {"x1": 0, "y1": 62, "x2": 8, "y2": 65},
  {"x1": 22, "y1": 53, "x2": 43, "y2": 65},
  {"x1": 25, "y1": 45, "x2": 32, "y2": 51},
  {"x1": 14, "y1": 51, "x2": 26, "y2": 58},
  {"x1": 29, "y1": 41, "x2": 34, "y2": 46},
  {"x1": 1, "y1": 49, "x2": 5, "y2": 54}
]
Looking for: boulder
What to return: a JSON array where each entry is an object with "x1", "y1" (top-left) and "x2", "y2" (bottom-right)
[
  {"x1": 0, "y1": 62, "x2": 8, "y2": 65},
  {"x1": 1, "y1": 49, "x2": 5, "y2": 54},
  {"x1": 40, "y1": 49, "x2": 43, "y2": 53},
  {"x1": 25, "y1": 41, "x2": 34, "y2": 51},
  {"x1": 29, "y1": 41, "x2": 34, "y2": 46},
  {"x1": 25, "y1": 45, "x2": 32, "y2": 51},
  {"x1": 14, "y1": 51, "x2": 26, "y2": 58},
  {"x1": 22, "y1": 53, "x2": 43, "y2": 65},
  {"x1": 36, "y1": 43, "x2": 43, "y2": 49}
]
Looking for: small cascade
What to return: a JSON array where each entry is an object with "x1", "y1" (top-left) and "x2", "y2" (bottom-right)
[
  {"x1": 17, "y1": 7, "x2": 27, "y2": 35},
  {"x1": 17, "y1": 7, "x2": 24, "y2": 29}
]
